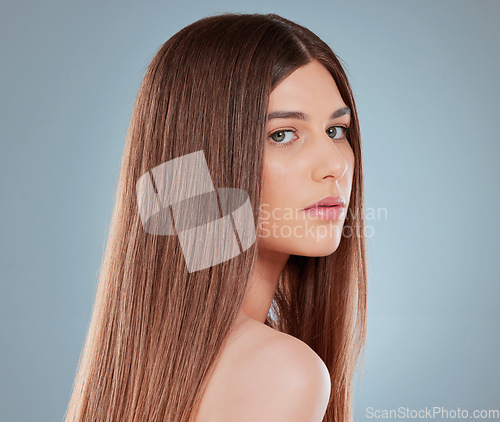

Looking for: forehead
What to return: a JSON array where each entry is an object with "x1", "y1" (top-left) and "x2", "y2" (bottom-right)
[{"x1": 269, "y1": 60, "x2": 346, "y2": 110}]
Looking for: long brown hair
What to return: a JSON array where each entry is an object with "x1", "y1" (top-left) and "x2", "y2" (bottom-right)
[{"x1": 64, "y1": 12, "x2": 367, "y2": 422}]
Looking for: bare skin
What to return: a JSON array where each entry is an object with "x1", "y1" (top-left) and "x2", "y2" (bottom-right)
[{"x1": 196, "y1": 59, "x2": 355, "y2": 421}]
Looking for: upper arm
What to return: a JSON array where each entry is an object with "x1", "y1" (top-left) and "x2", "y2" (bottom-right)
[{"x1": 229, "y1": 335, "x2": 332, "y2": 422}]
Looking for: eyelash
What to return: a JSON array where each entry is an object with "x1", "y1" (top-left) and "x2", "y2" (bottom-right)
[{"x1": 267, "y1": 125, "x2": 351, "y2": 148}]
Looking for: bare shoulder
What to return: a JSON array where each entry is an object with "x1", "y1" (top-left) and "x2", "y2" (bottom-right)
[
  {"x1": 248, "y1": 324, "x2": 332, "y2": 421},
  {"x1": 196, "y1": 317, "x2": 331, "y2": 422}
]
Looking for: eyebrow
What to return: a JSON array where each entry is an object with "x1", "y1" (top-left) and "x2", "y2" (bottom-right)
[{"x1": 267, "y1": 107, "x2": 351, "y2": 121}]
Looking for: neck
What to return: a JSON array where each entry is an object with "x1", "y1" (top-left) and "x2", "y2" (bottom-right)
[{"x1": 239, "y1": 245, "x2": 290, "y2": 324}]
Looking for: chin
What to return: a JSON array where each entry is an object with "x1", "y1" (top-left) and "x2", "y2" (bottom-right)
[
  {"x1": 266, "y1": 236, "x2": 342, "y2": 257},
  {"x1": 291, "y1": 239, "x2": 341, "y2": 257}
]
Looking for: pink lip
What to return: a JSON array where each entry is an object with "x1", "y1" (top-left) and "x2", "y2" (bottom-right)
[
  {"x1": 302, "y1": 195, "x2": 346, "y2": 210},
  {"x1": 301, "y1": 195, "x2": 346, "y2": 221},
  {"x1": 302, "y1": 205, "x2": 345, "y2": 220}
]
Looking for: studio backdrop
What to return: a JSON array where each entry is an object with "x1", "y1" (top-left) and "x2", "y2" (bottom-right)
[{"x1": 0, "y1": 0, "x2": 498, "y2": 421}]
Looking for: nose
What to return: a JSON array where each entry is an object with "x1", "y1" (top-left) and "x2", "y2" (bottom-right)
[{"x1": 308, "y1": 129, "x2": 350, "y2": 182}]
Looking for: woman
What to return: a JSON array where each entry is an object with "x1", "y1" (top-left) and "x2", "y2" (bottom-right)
[{"x1": 64, "y1": 12, "x2": 367, "y2": 422}]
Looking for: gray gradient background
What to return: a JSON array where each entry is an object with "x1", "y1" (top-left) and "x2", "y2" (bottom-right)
[{"x1": 1, "y1": 1, "x2": 498, "y2": 421}]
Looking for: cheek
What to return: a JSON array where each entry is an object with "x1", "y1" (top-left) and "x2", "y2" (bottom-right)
[
  {"x1": 342, "y1": 144, "x2": 355, "y2": 181},
  {"x1": 261, "y1": 161, "x2": 297, "y2": 208}
]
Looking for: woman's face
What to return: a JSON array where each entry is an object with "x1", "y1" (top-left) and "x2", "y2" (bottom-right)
[{"x1": 258, "y1": 59, "x2": 355, "y2": 257}]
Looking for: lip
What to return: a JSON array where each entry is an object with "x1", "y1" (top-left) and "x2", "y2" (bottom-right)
[
  {"x1": 302, "y1": 195, "x2": 346, "y2": 211},
  {"x1": 301, "y1": 195, "x2": 346, "y2": 221}
]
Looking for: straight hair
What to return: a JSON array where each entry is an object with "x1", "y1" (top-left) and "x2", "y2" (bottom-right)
[{"x1": 64, "y1": 12, "x2": 367, "y2": 422}]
